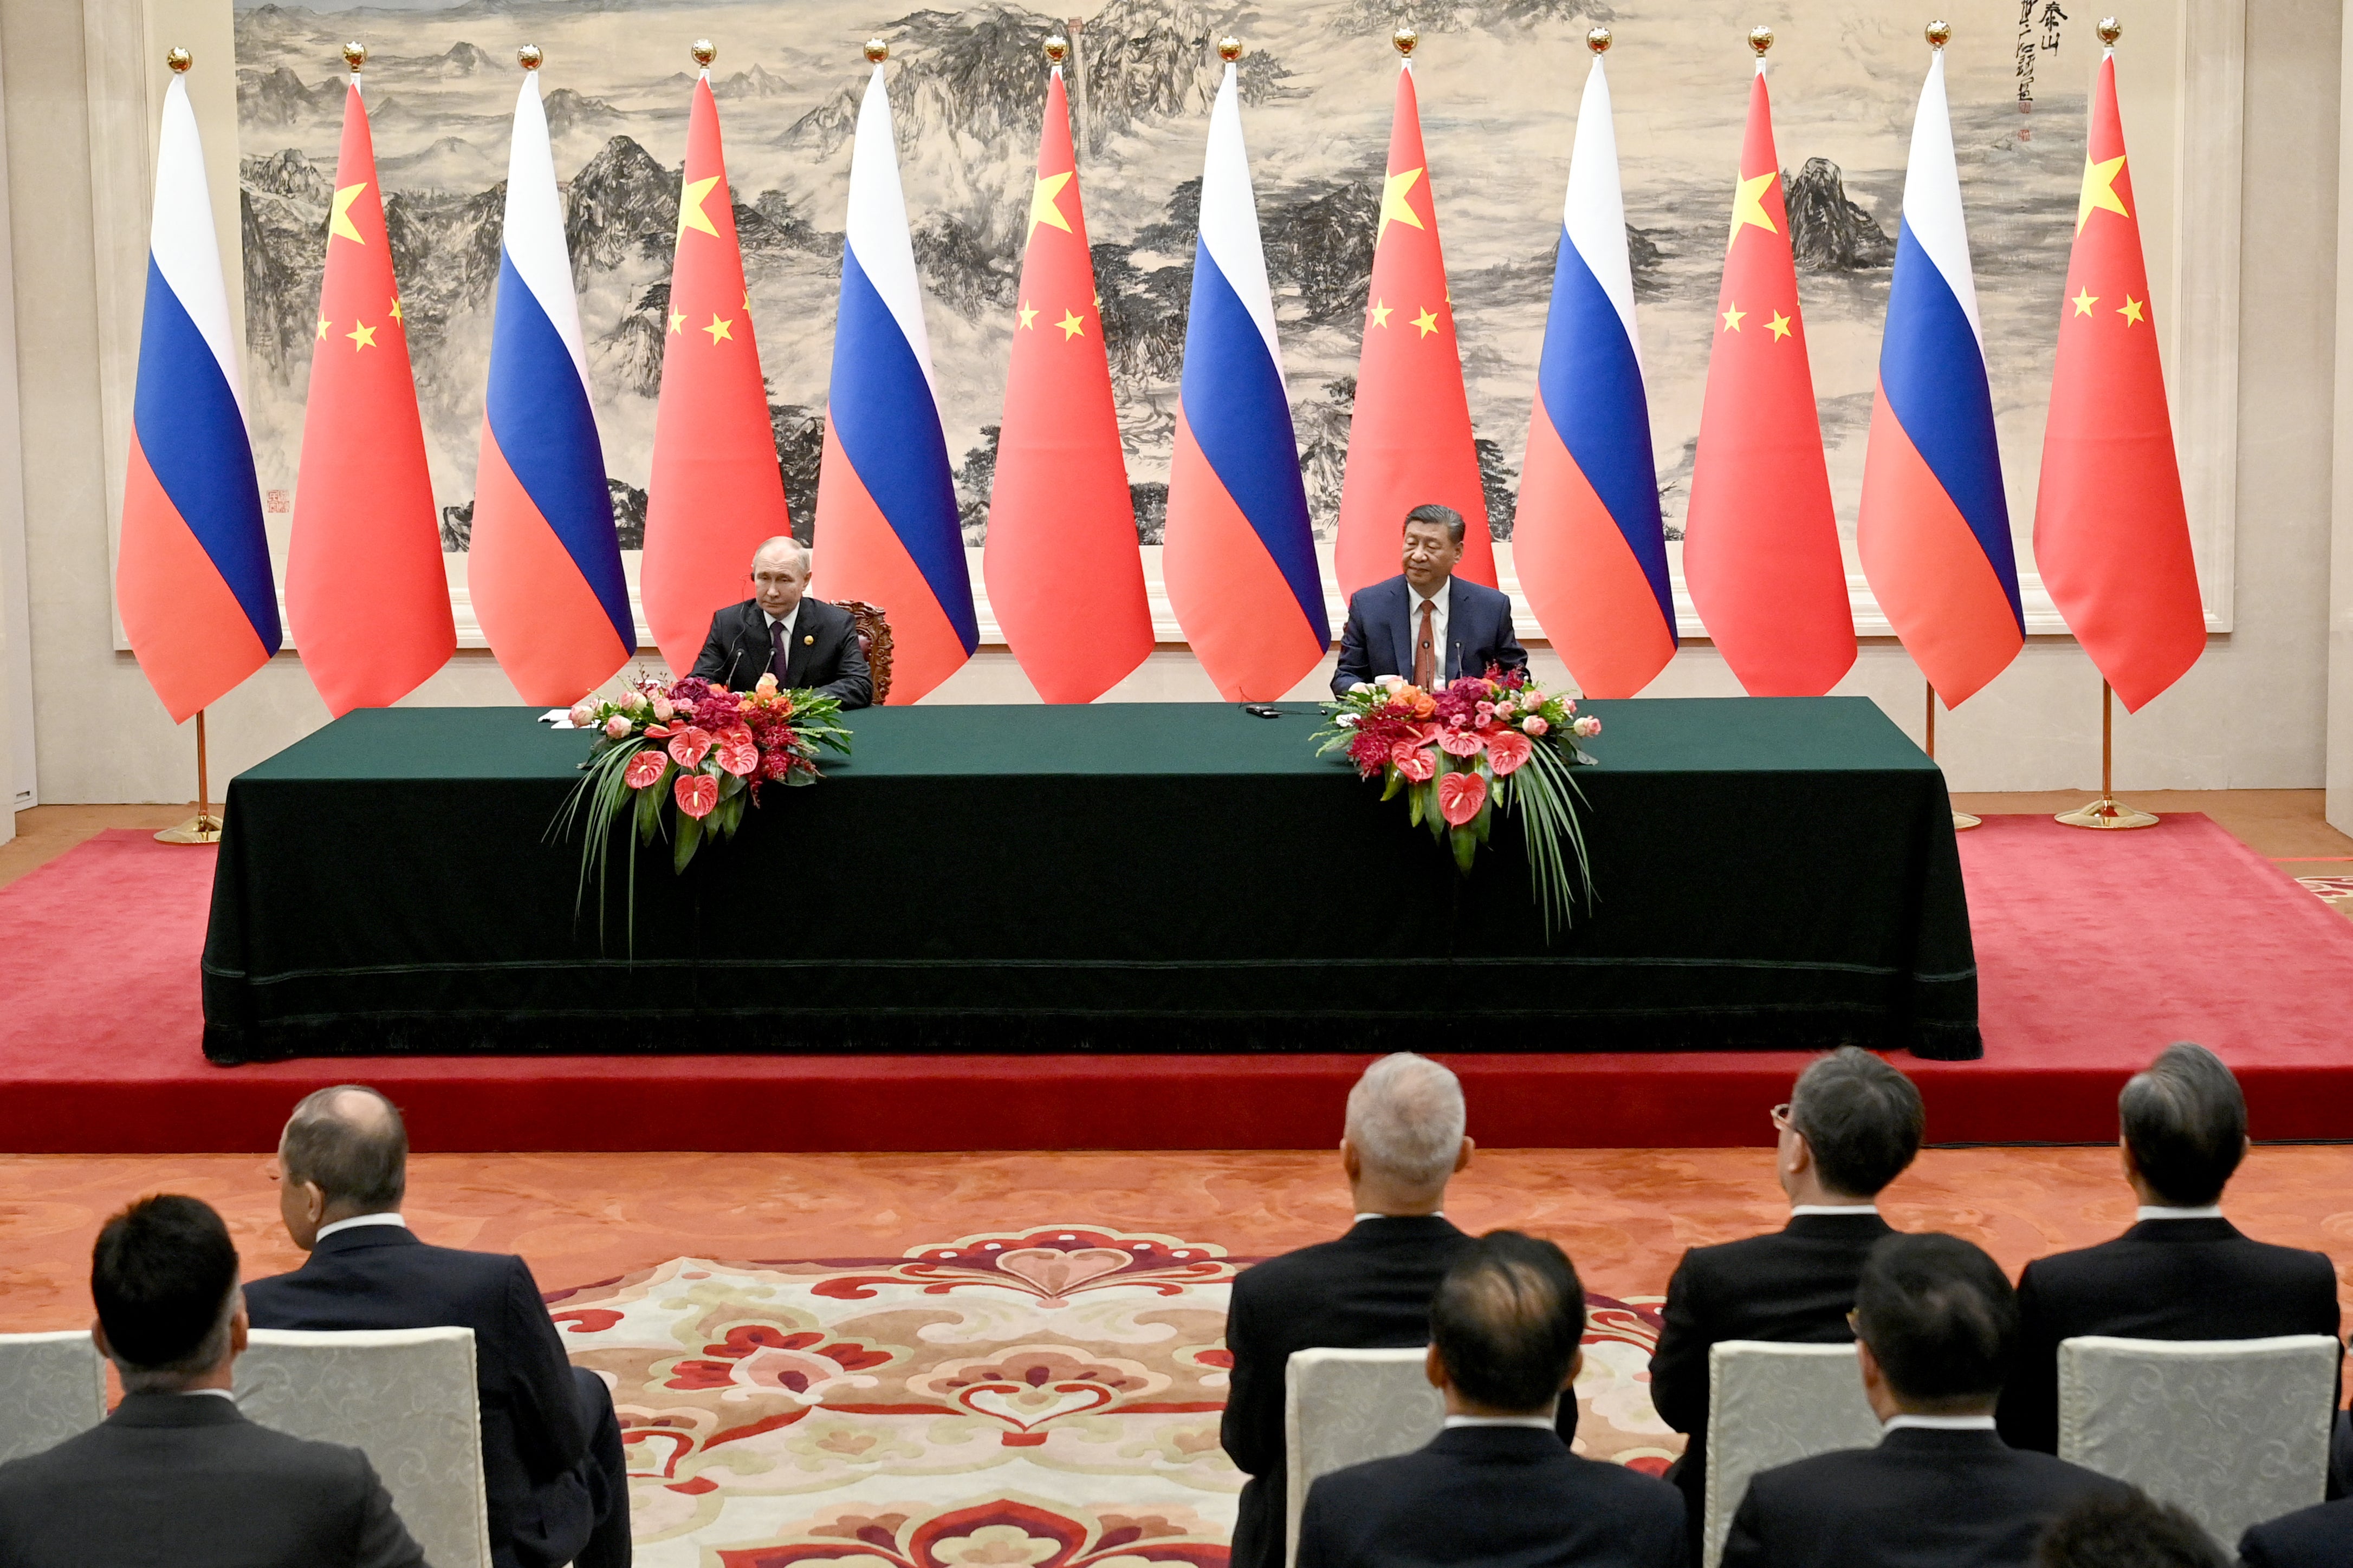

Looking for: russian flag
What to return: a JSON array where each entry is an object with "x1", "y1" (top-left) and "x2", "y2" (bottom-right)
[
  {"x1": 1511, "y1": 45, "x2": 1674, "y2": 699},
  {"x1": 468, "y1": 63, "x2": 633, "y2": 706},
  {"x1": 1163, "y1": 52, "x2": 1327, "y2": 702},
  {"x1": 119, "y1": 66, "x2": 281, "y2": 723},
  {"x1": 1858, "y1": 44, "x2": 2023, "y2": 708},
  {"x1": 814, "y1": 58, "x2": 977, "y2": 704}
]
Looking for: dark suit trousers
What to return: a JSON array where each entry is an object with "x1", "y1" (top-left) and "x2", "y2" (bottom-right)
[{"x1": 573, "y1": 1367, "x2": 632, "y2": 1568}]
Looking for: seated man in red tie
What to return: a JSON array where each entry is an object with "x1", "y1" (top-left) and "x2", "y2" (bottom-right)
[
  {"x1": 1332, "y1": 503, "x2": 1527, "y2": 697},
  {"x1": 690, "y1": 536, "x2": 874, "y2": 706}
]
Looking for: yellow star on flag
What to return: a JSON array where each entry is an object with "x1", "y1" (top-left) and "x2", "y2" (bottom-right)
[
  {"x1": 1017, "y1": 300, "x2": 1038, "y2": 329},
  {"x1": 1729, "y1": 170, "x2": 1778, "y2": 245},
  {"x1": 1411, "y1": 307, "x2": 1440, "y2": 338},
  {"x1": 2077, "y1": 154, "x2": 2129, "y2": 233},
  {"x1": 677, "y1": 175, "x2": 722, "y2": 244},
  {"x1": 387, "y1": 295, "x2": 404, "y2": 322},
  {"x1": 2072, "y1": 288, "x2": 2098, "y2": 316},
  {"x1": 315, "y1": 316, "x2": 330, "y2": 341},
  {"x1": 1766, "y1": 310, "x2": 1793, "y2": 341},
  {"x1": 1055, "y1": 308, "x2": 1086, "y2": 340},
  {"x1": 1367, "y1": 298, "x2": 1392, "y2": 329},
  {"x1": 668, "y1": 309, "x2": 686, "y2": 335},
  {"x1": 702, "y1": 314, "x2": 734, "y2": 344},
  {"x1": 2117, "y1": 295, "x2": 2145, "y2": 325},
  {"x1": 346, "y1": 320, "x2": 376, "y2": 350},
  {"x1": 1721, "y1": 301, "x2": 1746, "y2": 332},
  {"x1": 329, "y1": 181, "x2": 368, "y2": 245},
  {"x1": 1379, "y1": 167, "x2": 1427, "y2": 242},
  {"x1": 1029, "y1": 171, "x2": 1073, "y2": 240}
]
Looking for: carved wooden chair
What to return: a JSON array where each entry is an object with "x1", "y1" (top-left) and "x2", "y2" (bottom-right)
[{"x1": 838, "y1": 600, "x2": 895, "y2": 704}]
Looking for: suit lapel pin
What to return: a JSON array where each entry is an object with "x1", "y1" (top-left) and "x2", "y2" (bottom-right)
[{"x1": 803, "y1": 634, "x2": 814, "y2": 645}]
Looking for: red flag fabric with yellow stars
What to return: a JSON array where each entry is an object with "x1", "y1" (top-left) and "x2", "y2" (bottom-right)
[
  {"x1": 1333, "y1": 61, "x2": 1496, "y2": 601},
  {"x1": 286, "y1": 75, "x2": 453, "y2": 715},
  {"x1": 1681, "y1": 60, "x2": 1854, "y2": 697},
  {"x1": 981, "y1": 64, "x2": 1151, "y2": 704},
  {"x1": 643, "y1": 71, "x2": 792, "y2": 676},
  {"x1": 2032, "y1": 49, "x2": 2203, "y2": 712}
]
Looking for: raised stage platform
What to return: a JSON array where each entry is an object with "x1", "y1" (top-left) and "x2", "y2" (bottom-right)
[{"x1": 4, "y1": 810, "x2": 2351, "y2": 1151}]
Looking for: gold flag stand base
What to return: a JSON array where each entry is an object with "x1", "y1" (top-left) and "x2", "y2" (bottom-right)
[
  {"x1": 154, "y1": 709, "x2": 222, "y2": 845},
  {"x1": 1923, "y1": 682, "x2": 1979, "y2": 831},
  {"x1": 2056, "y1": 680, "x2": 2158, "y2": 830}
]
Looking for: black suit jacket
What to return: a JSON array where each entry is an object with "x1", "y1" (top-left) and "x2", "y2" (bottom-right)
[
  {"x1": 1297, "y1": 1425, "x2": 1686, "y2": 1568},
  {"x1": 688, "y1": 595, "x2": 874, "y2": 707},
  {"x1": 1221, "y1": 1216, "x2": 1577, "y2": 1568},
  {"x1": 1331, "y1": 575, "x2": 1528, "y2": 697},
  {"x1": 1720, "y1": 1427, "x2": 2134, "y2": 1568},
  {"x1": 245, "y1": 1225, "x2": 593, "y2": 1568},
  {"x1": 2241, "y1": 1496, "x2": 2353, "y2": 1568},
  {"x1": 1649, "y1": 1211, "x2": 1895, "y2": 1537},
  {"x1": 1996, "y1": 1218, "x2": 2342, "y2": 1457},
  {"x1": 0, "y1": 1391, "x2": 424, "y2": 1567}
]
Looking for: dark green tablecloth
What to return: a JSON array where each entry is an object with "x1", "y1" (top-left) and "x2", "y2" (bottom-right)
[{"x1": 200, "y1": 698, "x2": 1979, "y2": 1063}]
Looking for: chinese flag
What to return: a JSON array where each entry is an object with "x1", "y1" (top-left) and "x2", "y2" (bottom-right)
[
  {"x1": 2032, "y1": 49, "x2": 2203, "y2": 712},
  {"x1": 642, "y1": 73, "x2": 790, "y2": 676},
  {"x1": 1682, "y1": 61, "x2": 1855, "y2": 697},
  {"x1": 286, "y1": 77, "x2": 453, "y2": 715},
  {"x1": 1333, "y1": 62, "x2": 1496, "y2": 600},
  {"x1": 981, "y1": 65, "x2": 1151, "y2": 703}
]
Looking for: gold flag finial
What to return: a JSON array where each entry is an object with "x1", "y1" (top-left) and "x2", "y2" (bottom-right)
[
  {"x1": 1217, "y1": 36, "x2": 1242, "y2": 62},
  {"x1": 1925, "y1": 19, "x2": 1950, "y2": 49},
  {"x1": 517, "y1": 43, "x2": 542, "y2": 70},
  {"x1": 166, "y1": 46, "x2": 192, "y2": 74},
  {"x1": 342, "y1": 40, "x2": 366, "y2": 71},
  {"x1": 2097, "y1": 16, "x2": 2121, "y2": 44},
  {"x1": 1748, "y1": 25, "x2": 1775, "y2": 55},
  {"x1": 864, "y1": 38, "x2": 890, "y2": 63},
  {"x1": 690, "y1": 38, "x2": 716, "y2": 67},
  {"x1": 1587, "y1": 27, "x2": 1612, "y2": 53},
  {"x1": 1043, "y1": 34, "x2": 1068, "y2": 64},
  {"x1": 1392, "y1": 26, "x2": 1419, "y2": 56}
]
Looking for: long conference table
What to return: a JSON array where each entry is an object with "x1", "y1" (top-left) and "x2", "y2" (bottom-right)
[{"x1": 199, "y1": 698, "x2": 1981, "y2": 1065}]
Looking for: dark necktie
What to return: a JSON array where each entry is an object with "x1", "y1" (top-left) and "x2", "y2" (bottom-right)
[
  {"x1": 1412, "y1": 598, "x2": 1436, "y2": 688},
  {"x1": 769, "y1": 616, "x2": 791, "y2": 681}
]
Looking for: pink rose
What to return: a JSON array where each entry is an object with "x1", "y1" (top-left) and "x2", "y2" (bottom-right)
[
  {"x1": 620, "y1": 689, "x2": 648, "y2": 714},
  {"x1": 567, "y1": 702, "x2": 598, "y2": 729},
  {"x1": 602, "y1": 715, "x2": 632, "y2": 740},
  {"x1": 755, "y1": 672, "x2": 780, "y2": 695},
  {"x1": 1521, "y1": 715, "x2": 1548, "y2": 737},
  {"x1": 651, "y1": 695, "x2": 675, "y2": 722},
  {"x1": 1574, "y1": 715, "x2": 1602, "y2": 738},
  {"x1": 1392, "y1": 745, "x2": 1437, "y2": 783}
]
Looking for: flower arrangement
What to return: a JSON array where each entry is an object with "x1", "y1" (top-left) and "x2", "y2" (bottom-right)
[
  {"x1": 552, "y1": 672, "x2": 852, "y2": 939},
  {"x1": 1316, "y1": 668, "x2": 1600, "y2": 933}
]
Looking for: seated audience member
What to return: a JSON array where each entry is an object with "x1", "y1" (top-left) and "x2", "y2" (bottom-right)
[
  {"x1": 2239, "y1": 1494, "x2": 2353, "y2": 1568},
  {"x1": 2035, "y1": 1492, "x2": 2227, "y2": 1568},
  {"x1": 1295, "y1": 1232, "x2": 1684, "y2": 1568},
  {"x1": 1996, "y1": 1043, "x2": 2340, "y2": 1460},
  {"x1": 1650, "y1": 1047, "x2": 1923, "y2": 1541},
  {"x1": 0, "y1": 1194, "x2": 425, "y2": 1567},
  {"x1": 1221, "y1": 1053, "x2": 1576, "y2": 1568},
  {"x1": 1721, "y1": 1233, "x2": 2132, "y2": 1568},
  {"x1": 244, "y1": 1085, "x2": 631, "y2": 1568}
]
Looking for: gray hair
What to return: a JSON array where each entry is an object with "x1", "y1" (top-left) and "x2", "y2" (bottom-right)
[
  {"x1": 281, "y1": 1085, "x2": 408, "y2": 1214},
  {"x1": 1345, "y1": 1053, "x2": 1466, "y2": 1188},
  {"x1": 752, "y1": 536, "x2": 812, "y2": 576}
]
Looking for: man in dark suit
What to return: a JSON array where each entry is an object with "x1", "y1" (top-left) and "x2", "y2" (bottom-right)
[
  {"x1": 1296, "y1": 1231, "x2": 1684, "y2": 1568},
  {"x1": 0, "y1": 1193, "x2": 425, "y2": 1567},
  {"x1": 1650, "y1": 1047, "x2": 1924, "y2": 1550},
  {"x1": 689, "y1": 535, "x2": 873, "y2": 706},
  {"x1": 245, "y1": 1086, "x2": 631, "y2": 1568},
  {"x1": 1995, "y1": 1043, "x2": 2341, "y2": 1463},
  {"x1": 1331, "y1": 503, "x2": 1527, "y2": 695},
  {"x1": 2239, "y1": 1496, "x2": 2353, "y2": 1567},
  {"x1": 1221, "y1": 1053, "x2": 1578, "y2": 1568},
  {"x1": 1721, "y1": 1233, "x2": 2133, "y2": 1568}
]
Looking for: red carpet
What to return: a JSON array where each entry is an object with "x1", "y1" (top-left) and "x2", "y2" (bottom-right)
[{"x1": 3, "y1": 818, "x2": 2351, "y2": 1152}]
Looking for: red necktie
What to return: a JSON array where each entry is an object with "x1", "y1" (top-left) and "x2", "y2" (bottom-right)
[{"x1": 1413, "y1": 598, "x2": 1436, "y2": 688}]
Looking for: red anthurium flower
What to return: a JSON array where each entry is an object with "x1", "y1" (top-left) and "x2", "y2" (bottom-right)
[
  {"x1": 715, "y1": 725, "x2": 759, "y2": 778},
  {"x1": 1393, "y1": 745, "x2": 1437, "y2": 783},
  {"x1": 644, "y1": 724, "x2": 673, "y2": 739},
  {"x1": 666, "y1": 726, "x2": 713, "y2": 769},
  {"x1": 1440, "y1": 727, "x2": 1484, "y2": 758},
  {"x1": 623, "y1": 749, "x2": 667, "y2": 790},
  {"x1": 1486, "y1": 728, "x2": 1534, "y2": 776},
  {"x1": 1438, "y1": 770, "x2": 1488, "y2": 827},
  {"x1": 673, "y1": 772, "x2": 718, "y2": 819}
]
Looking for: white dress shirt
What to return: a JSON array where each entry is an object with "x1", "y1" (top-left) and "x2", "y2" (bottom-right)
[
  {"x1": 1443, "y1": 1412, "x2": 1558, "y2": 1430},
  {"x1": 1409, "y1": 578, "x2": 1451, "y2": 682},
  {"x1": 315, "y1": 1213, "x2": 406, "y2": 1241},
  {"x1": 1790, "y1": 1204, "x2": 1881, "y2": 1217},
  {"x1": 2135, "y1": 1205, "x2": 2224, "y2": 1220},
  {"x1": 1882, "y1": 1413, "x2": 1997, "y2": 1432}
]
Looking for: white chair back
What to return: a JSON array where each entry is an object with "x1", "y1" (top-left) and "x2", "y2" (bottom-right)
[
  {"x1": 235, "y1": 1326, "x2": 494, "y2": 1568},
  {"x1": 1703, "y1": 1341, "x2": 1881, "y2": 1568},
  {"x1": 0, "y1": 1330, "x2": 107, "y2": 1463},
  {"x1": 1282, "y1": 1346, "x2": 1444, "y2": 1568},
  {"x1": 2058, "y1": 1333, "x2": 2338, "y2": 1550}
]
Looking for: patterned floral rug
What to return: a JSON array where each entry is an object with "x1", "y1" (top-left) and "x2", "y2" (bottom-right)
[{"x1": 546, "y1": 1225, "x2": 1683, "y2": 1567}]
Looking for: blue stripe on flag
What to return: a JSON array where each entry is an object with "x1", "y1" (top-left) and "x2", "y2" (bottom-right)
[
  {"x1": 131, "y1": 257, "x2": 282, "y2": 652},
  {"x1": 485, "y1": 249, "x2": 632, "y2": 649},
  {"x1": 828, "y1": 248, "x2": 979, "y2": 654},
  {"x1": 1880, "y1": 217, "x2": 2023, "y2": 629},
  {"x1": 1537, "y1": 231, "x2": 1674, "y2": 637},
  {"x1": 1176, "y1": 248, "x2": 1327, "y2": 641}
]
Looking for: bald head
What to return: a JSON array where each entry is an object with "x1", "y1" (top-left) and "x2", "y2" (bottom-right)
[
  {"x1": 280, "y1": 1085, "x2": 408, "y2": 1219},
  {"x1": 1345, "y1": 1053, "x2": 1467, "y2": 1195}
]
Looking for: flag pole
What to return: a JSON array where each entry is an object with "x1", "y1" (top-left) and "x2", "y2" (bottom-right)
[
  {"x1": 1925, "y1": 679, "x2": 1980, "y2": 831},
  {"x1": 2057, "y1": 679, "x2": 2157, "y2": 829},
  {"x1": 154, "y1": 708, "x2": 223, "y2": 844}
]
